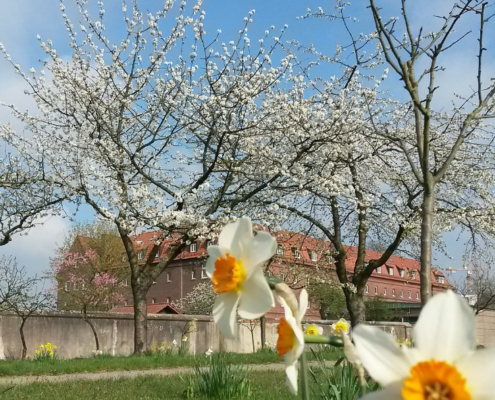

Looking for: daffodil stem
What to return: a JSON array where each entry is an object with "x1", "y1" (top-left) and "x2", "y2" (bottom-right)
[
  {"x1": 303, "y1": 334, "x2": 344, "y2": 347},
  {"x1": 300, "y1": 350, "x2": 310, "y2": 400}
]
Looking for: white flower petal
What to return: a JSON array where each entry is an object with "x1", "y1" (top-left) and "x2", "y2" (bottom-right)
[
  {"x1": 212, "y1": 291, "x2": 241, "y2": 340},
  {"x1": 238, "y1": 267, "x2": 274, "y2": 319},
  {"x1": 413, "y1": 290, "x2": 476, "y2": 363},
  {"x1": 205, "y1": 245, "x2": 225, "y2": 277},
  {"x1": 297, "y1": 289, "x2": 308, "y2": 322},
  {"x1": 353, "y1": 324, "x2": 412, "y2": 386},
  {"x1": 358, "y1": 382, "x2": 403, "y2": 400},
  {"x1": 218, "y1": 217, "x2": 252, "y2": 259},
  {"x1": 457, "y1": 346, "x2": 495, "y2": 399},
  {"x1": 284, "y1": 363, "x2": 298, "y2": 395},
  {"x1": 285, "y1": 314, "x2": 305, "y2": 362},
  {"x1": 244, "y1": 231, "x2": 276, "y2": 275}
]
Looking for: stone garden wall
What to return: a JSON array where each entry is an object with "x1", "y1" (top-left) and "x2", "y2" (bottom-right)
[{"x1": 0, "y1": 311, "x2": 414, "y2": 360}]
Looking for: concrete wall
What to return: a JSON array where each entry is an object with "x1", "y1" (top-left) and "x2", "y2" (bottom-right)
[
  {"x1": 476, "y1": 309, "x2": 495, "y2": 347},
  {"x1": 0, "y1": 311, "x2": 415, "y2": 360}
]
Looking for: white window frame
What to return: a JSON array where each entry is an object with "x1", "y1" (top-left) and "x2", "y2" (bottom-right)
[
  {"x1": 124, "y1": 278, "x2": 129, "y2": 287},
  {"x1": 383, "y1": 288, "x2": 387, "y2": 296},
  {"x1": 137, "y1": 250, "x2": 145, "y2": 260},
  {"x1": 310, "y1": 251, "x2": 317, "y2": 262},
  {"x1": 438, "y1": 276, "x2": 445, "y2": 284},
  {"x1": 155, "y1": 249, "x2": 160, "y2": 258},
  {"x1": 399, "y1": 268, "x2": 405, "y2": 278},
  {"x1": 292, "y1": 248, "x2": 301, "y2": 259},
  {"x1": 392, "y1": 289, "x2": 396, "y2": 297},
  {"x1": 189, "y1": 243, "x2": 197, "y2": 253},
  {"x1": 201, "y1": 265, "x2": 207, "y2": 279},
  {"x1": 280, "y1": 272, "x2": 285, "y2": 280},
  {"x1": 277, "y1": 244, "x2": 284, "y2": 255},
  {"x1": 151, "y1": 298, "x2": 156, "y2": 304},
  {"x1": 388, "y1": 266, "x2": 394, "y2": 276},
  {"x1": 166, "y1": 272, "x2": 172, "y2": 283},
  {"x1": 408, "y1": 291, "x2": 411, "y2": 299},
  {"x1": 191, "y1": 269, "x2": 197, "y2": 280},
  {"x1": 365, "y1": 285, "x2": 369, "y2": 294},
  {"x1": 376, "y1": 266, "x2": 382, "y2": 274},
  {"x1": 73, "y1": 282, "x2": 78, "y2": 291},
  {"x1": 400, "y1": 290, "x2": 403, "y2": 298},
  {"x1": 167, "y1": 297, "x2": 171, "y2": 303},
  {"x1": 374, "y1": 286, "x2": 377, "y2": 295},
  {"x1": 64, "y1": 282, "x2": 70, "y2": 291}
]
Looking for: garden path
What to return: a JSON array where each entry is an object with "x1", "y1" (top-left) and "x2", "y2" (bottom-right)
[{"x1": 0, "y1": 361, "x2": 335, "y2": 386}]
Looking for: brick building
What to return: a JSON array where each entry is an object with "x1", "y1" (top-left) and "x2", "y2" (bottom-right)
[{"x1": 59, "y1": 228, "x2": 450, "y2": 319}]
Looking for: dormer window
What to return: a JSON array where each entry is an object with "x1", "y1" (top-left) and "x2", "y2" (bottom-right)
[
  {"x1": 137, "y1": 250, "x2": 145, "y2": 260},
  {"x1": 387, "y1": 266, "x2": 394, "y2": 276},
  {"x1": 277, "y1": 244, "x2": 284, "y2": 255},
  {"x1": 190, "y1": 243, "x2": 197, "y2": 253},
  {"x1": 292, "y1": 248, "x2": 301, "y2": 259},
  {"x1": 376, "y1": 266, "x2": 382, "y2": 274},
  {"x1": 399, "y1": 268, "x2": 405, "y2": 278},
  {"x1": 310, "y1": 251, "x2": 317, "y2": 262},
  {"x1": 437, "y1": 276, "x2": 445, "y2": 284},
  {"x1": 155, "y1": 249, "x2": 160, "y2": 258}
]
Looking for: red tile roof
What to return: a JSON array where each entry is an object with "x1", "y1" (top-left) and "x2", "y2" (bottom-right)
[{"x1": 110, "y1": 303, "x2": 180, "y2": 314}]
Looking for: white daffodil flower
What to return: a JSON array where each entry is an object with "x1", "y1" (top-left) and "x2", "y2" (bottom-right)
[
  {"x1": 304, "y1": 323, "x2": 323, "y2": 336},
  {"x1": 276, "y1": 289, "x2": 308, "y2": 395},
  {"x1": 206, "y1": 217, "x2": 276, "y2": 339},
  {"x1": 330, "y1": 318, "x2": 350, "y2": 335},
  {"x1": 354, "y1": 290, "x2": 495, "y2": 400}
]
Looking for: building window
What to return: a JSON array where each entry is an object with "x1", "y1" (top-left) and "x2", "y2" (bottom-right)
[
  {"x1": 166, "y1": 272, "x2": 171, "y2": 282},
  {"x1": 191, "y1": 269, "x2": 197, "y2": 280},
  {"x1": 292, "y1": 248, "x2": 301, "y2": 259},
  {"x1": 124, "y1": 301, "x2": 128, "y2": 306},
  {"x1": 280, "y1": 273, "x2": 285, "y2": 280},
  {"x1": 328, "y1": 256, "x2": 334, "y2": 264},
  {"x1": 399, "y1": 268, "x2": 405, "y2": 278},
  {"x1": 125, "y1": 278, "x2": 129, "y2": 287},
  {"x1": 155, "y1": 249, "x2": 160, "y2": 258},
  {"x1": 201, "y1": 265, "x2": 207, "y2": 279},
  {"x1": 138, "y1": 250, "x2": 145, "y2": 260},
  {"x1": 151, "y1": 298, "x2": 156, "y2": 304},
  {"x1": 64, "y1": 282, "x2": 70, "y2": 291},
  {"x1": 374, "y1": 286, "x2": 378, "y2": 295},
  {"x1": 310, "y1": 251, "x2": 317, "y2": 262},
  {"x1": 400, "y1": 290, "x2": 403, "y2": 298},
  {"x1": 416, "y1": 292, "x2": 419, "y2": 300},
  {"x1": 81, "y1": 283, "x2": 86, "y2": 291},
  {"x1": 408, "y1": 291, "x2": 411, "y2": 299},
  {"x1": 392, "y1": 289, "x2": 396, "y2": 297},
  {"x1": 73, "y1": 282, "x2": 78, "y2": 291},
  {"x1": 437, "y1": 276, "x2": 445, "y2": 284},
  {"x1": 277, "y1": 244, "x2": 284, "y2": 255},
  {"x1": 376, "y1": 266, "x2": 382, "y2": 274},
  {"x1": 167, "y1": 297, "x2": 171, "y2": 303},
  {"x1": 388, "y1": 266, "x2": 394, "y2": 276},
  {"x1": 190, "y1": 243, "x2": 197, "y2": 253},
  {"x1": 266, "y1": 270, "x2": 272, "y2": 276},
  {"x1": 365, "y1": 285, "x2": 369, "y2": 294},
  {"x1": 383, "y1": 288, "x2": 387, "y2": 296}
]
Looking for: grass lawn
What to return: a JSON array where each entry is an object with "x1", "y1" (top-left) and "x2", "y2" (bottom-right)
[
  {"x1": 0, "y1": 347, "x2": 342, "y2": 377},
  {"x1": 0, "y1": 370, "x2": 298, "y2": 399}
]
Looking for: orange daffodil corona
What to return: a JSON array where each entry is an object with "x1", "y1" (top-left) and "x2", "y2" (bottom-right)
[
  {"x1": 206, "y1": 217, "x2": 276, "y2": 339},
  {"x1": 276, "y1": 289, "x2": 308, "y2": 395},
  {"x1": 353, "y1": 290, "x2": 495, "y2": 400}
]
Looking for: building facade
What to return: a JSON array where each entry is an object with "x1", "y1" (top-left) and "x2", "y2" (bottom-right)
[{"x1": 59, "y1": 229, "x2": 450, "y2": 319}]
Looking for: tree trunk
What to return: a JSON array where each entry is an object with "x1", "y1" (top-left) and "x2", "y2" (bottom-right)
[
  {"x1": 346, "y1": 293, "x2": 366, "y2": 328},
  {"x1": 20, "y1": 318, "x2": 27, "y2": 360},
  {"x1": 260, "y1": 316, "x2": 266, "y2": 349},
  {"x1": 420, "y1": 189, "x2": 435, "y2": 306},
  {"x1": 132, "y1": 285, "x2": 148, "y2": 354},
  {"x1": 83, "y1": 307, "x2": 100, "y2": 351}
]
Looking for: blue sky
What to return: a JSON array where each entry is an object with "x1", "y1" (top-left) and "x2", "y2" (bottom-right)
[{"x1": 0, "y1": 0, "x2": 489, "y2": 282}]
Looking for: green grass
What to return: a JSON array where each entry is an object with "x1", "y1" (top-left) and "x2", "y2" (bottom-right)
[
  {"x1": 0, "y1": 347, "x2": 342, "y2": 377},
  {"x1": 0, "y1": 371, "x2": 298, "y2": 399}
]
